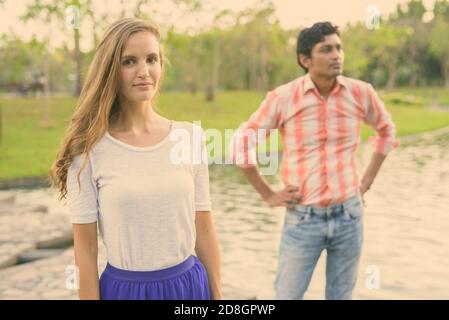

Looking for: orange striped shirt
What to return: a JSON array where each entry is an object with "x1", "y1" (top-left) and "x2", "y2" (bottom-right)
[{"x1": 230, "y1": 73, "x2": 399, "y2": 207}]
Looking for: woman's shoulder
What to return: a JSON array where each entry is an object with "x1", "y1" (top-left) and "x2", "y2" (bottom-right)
[
  {"x1": 90, "y1": 132, "x2": 112, "y2": 153},
  {"x1": 72, "y1": 133, "x2": 115, "y2": 165}
]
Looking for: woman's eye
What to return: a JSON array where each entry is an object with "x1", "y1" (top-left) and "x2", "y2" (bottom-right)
[
  {"x1": 123, "y1": 59, "x2": 135, "y2": 66},
  {"x1": 147, "y1": 57, "x2": 158, "y2": 64}
]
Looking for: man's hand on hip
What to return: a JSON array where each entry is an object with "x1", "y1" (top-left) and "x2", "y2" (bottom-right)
[{"x1": 263, "y1": 185, "x2": 302, "y2": 209}]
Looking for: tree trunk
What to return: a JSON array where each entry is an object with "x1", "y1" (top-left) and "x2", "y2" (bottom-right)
[
  {"x1": 248, "y1": 44, "x2": 257, "y2": 90},
  {"x1": 206, "y1": 36, "x2": 220, "y2": 102},
  {"x1": 42, "y1": 48, "x2": 50, "y2": 125},
  {"x1": 0, "y1": 104, "x2": 2, "y2": 144},
  {"x1": 120, "y1": 0, "x2": 126, "y2": 18},
  {"x1": 386, "y1": 60, "x2": 398, "y2": 90},
  {"x1": 445, "y1": 65, "x2": 449, "y2": 89},
  {"x1": 86, "y1": 0, "x2": 99, "y2": 48},
  {"x1": 91, "y1": 15, "x2": 99, "y2": 49},
  {"x1": 409, "y1": 72, "x2": 418, "y2": 87},
  {"x1": 189, "y1": 57, "x2": 198, "y2": 95},
  {"x1": 408, "y1": 43, "x2": 418, "y2": 87},
  {"x1": 189, "y1": 81, "x2": 197, "y2": 95},
  {"x1": 259, "y1": 44, "x2": 268, "y2": 92},
  {"x1": 73, "y1": 27, "x2": 82, "y2": 96}
]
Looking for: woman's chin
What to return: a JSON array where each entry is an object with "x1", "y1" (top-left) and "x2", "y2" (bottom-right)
[{"x1": 129, "y1": 92, "x2": 155, "y2": 102}]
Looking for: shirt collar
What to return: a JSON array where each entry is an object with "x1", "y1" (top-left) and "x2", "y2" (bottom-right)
[{"x1": 303, "y1": 73, "x2": 348, "y2": 94}]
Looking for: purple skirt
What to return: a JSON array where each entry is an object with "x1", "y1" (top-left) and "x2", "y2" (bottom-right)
[{"x1": 99, "y1": 255, "x2": 210, "y2": 300}]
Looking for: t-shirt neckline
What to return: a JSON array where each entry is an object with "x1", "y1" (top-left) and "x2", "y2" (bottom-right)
[{"x1": 105, "y1": 120, "x2": 174, "y2": 152}]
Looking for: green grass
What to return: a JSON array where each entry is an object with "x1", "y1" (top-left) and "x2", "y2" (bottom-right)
[
  {"x1": 1, "y1": 89, "x2": 449, "y2": 181},
  {"x1": 381, "y1": 87, "x2": 449, "y2": 107}
]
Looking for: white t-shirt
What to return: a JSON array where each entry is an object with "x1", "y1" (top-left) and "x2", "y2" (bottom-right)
[{"x1": 66, "y1": 121, "x2": 212, "y2": 271}]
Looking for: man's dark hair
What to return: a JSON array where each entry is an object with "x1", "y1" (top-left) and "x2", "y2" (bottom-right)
[{"x1": 296, "y1": 22, "x2": 340, "y2": 72}]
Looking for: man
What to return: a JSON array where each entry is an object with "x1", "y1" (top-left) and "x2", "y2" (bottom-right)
[{"x1": 230, "y1": 22, "x2": 399, "y2": 300}]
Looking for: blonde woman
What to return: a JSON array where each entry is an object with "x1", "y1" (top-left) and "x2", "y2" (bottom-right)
[{"x1": 49, "y1": 18, "x2": 222, "y2": 300}]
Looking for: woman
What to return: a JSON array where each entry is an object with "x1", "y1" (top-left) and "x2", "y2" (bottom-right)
[{"x1": 49, "y1": 18, "x2": 222, "y2": 300}]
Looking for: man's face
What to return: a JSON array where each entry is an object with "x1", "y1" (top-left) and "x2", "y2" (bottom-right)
[{"x1": 300, "y1": 33, "x2": 344, "y2": 79}]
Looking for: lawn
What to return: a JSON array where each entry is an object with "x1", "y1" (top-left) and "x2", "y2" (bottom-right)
[{"x1": 1, "y1": 88, "x2": 449, "y2": 180}]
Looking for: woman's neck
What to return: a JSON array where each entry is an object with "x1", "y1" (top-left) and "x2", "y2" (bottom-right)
[{"x1": 111, "y1": 99, "x2": 161, "y2": 134}]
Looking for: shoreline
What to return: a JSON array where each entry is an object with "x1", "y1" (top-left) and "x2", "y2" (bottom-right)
[{"x1": 2, "y1": 125, "x2": 449, "y2": 190}]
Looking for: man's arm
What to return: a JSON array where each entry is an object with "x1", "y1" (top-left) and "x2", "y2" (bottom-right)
[
  {"x1": 230, "y1": 90, "x2": 301, "y2": 208},
  {"x1": 241, "y1": 166, "x2": 301, "y2": 208},
  {"x1": 361, "y1": 84, "x2": 400, "y2": 203},
  {"x1": 360, "y1": 152, "x2": 386, "y2": 204}
]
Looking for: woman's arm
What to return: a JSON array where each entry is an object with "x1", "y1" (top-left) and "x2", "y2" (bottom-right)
[
  {"x1": 195, "y1": 211, "x2": 223, "y2": 300},
  {"x1": 73, "y1": 222, "x2": 100, "y2": 300}
]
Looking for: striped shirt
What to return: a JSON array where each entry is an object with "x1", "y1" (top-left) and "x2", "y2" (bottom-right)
[{"x1": 230, "y1": 73, "x2": 399, "y2": 207}]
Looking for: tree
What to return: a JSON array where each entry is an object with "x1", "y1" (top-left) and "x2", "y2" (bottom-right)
[
  {"x1": 429, "y1": 16, "x2": 449, "y2": 88},
  {"x1": 0, "y1": 34, "x2": 46, "y2": 85},
  {"x1": 390, "y1": 0, "x2": 429, "y2": 87},
  {"x1": 205, "y1": 10, "x2": 232, "y2": 101},
  {"x1": 367, "y1": 24, "x2": 413, "y2": 89},
  {"x1": 21, "y1": 0, "x2": 93, "y2": 96},
  {"x1": 341, "y1": 23, "x2": 371, "y2": 80},
  {"x1": 433, "y1": 0, "x2": 449, "y2": 20}
]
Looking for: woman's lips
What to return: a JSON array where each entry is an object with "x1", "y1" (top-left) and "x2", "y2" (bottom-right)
[{"x1": 133, "y1": 83, "x2": 153, "y2": 90}]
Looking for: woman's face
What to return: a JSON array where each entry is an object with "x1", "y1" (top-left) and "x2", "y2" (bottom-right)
[{"x1": 118, "y1": 31, "x2": 162, "y2": 104}]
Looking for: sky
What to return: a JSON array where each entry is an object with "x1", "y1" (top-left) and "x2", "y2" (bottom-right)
[{"x1": 0, "y1": 0, "x2": 438, "y2": 51}]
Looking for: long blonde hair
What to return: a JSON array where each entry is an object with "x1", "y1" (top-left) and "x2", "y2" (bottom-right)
[{"x1": 49, "y1": 18, "x2": 165, "y2": 201}]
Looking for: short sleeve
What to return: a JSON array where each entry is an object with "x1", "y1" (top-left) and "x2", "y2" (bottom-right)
[
  {"x1": 363, "y1": 84, "x2": 400, "y2": 155},
  {"x1": 66, "y1": 153, "x2": 99, "y2": 224},
  {"x1": 229, "y1": 90, "x2": 282, "y2": 168},
  {"x1": 192, "y1": 125, "x2": 212, "y2": 212}
]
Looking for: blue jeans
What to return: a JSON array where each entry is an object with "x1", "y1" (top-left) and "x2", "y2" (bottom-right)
[{"x1": 274, "y1": 194, "x2": 364, "y2": 300}]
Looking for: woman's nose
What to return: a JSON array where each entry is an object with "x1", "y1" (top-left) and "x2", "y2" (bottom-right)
[{"x1": 137, "y1": 61, "x2": 150, "y2": 77}]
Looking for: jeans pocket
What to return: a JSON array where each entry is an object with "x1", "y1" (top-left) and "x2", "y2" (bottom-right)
[
  {"x1": 343, "y1": 199, "x2": 364, "y2": 221},
  {"x1": 284, "y1": 208, "x2": 309, "y2": 227}
]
